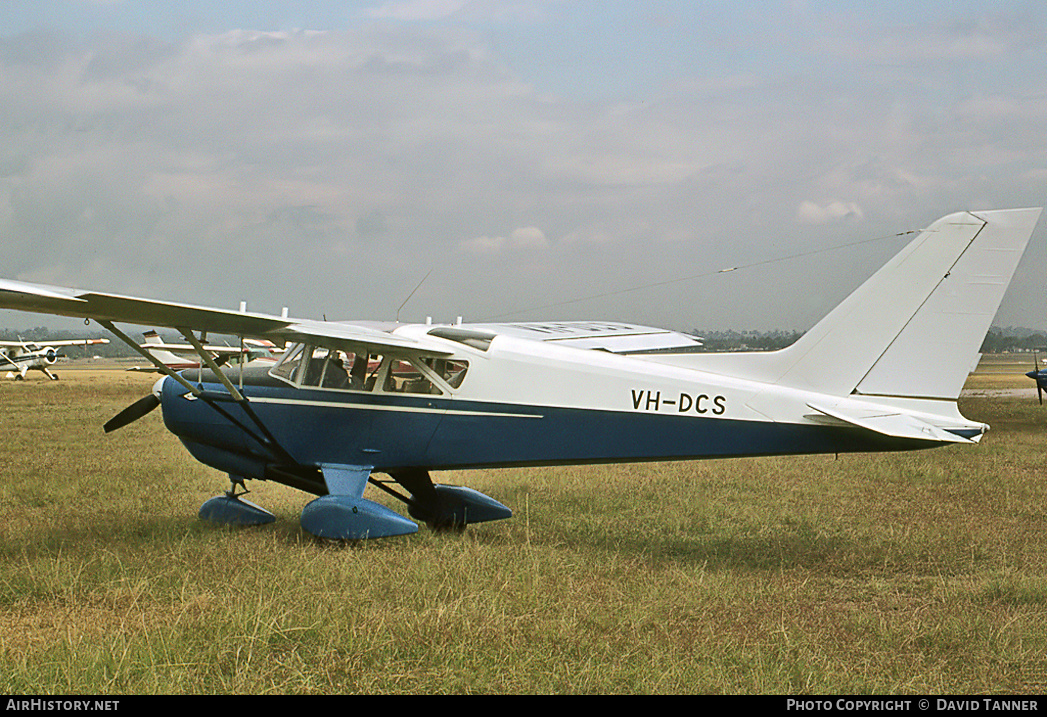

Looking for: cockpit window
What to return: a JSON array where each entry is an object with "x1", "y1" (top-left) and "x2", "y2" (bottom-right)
[
  {"x1": 270, "y1": 344, "x2": 305, "y2": 383},
  {"x1": 300, "y1": 349, "x2": 351, "y2": 389}
]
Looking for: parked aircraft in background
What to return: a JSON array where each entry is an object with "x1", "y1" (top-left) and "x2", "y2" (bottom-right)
[
  {"x1": 0, "y1": 208, "x2": 1040, "y2": 541},
  {"x1": 127, "y1": 329, "x2": 281, "y2": 373},
  {"x1": 0, "y1": 338, "x2": 109, "y2": 380}
]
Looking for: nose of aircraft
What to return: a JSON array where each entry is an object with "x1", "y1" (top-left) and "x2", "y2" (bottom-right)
[{"x1": 103, "y1": 376, "x2": 165, "y2": 433}]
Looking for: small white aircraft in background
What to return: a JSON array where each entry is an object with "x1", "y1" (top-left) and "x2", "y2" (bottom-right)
[
  {"x1": 127, "y1": 329, "x2": 281, "y2": 373},
  {"x1": 0, "y1": 337, "x2": 109, "y2": 380},
  {"x1": 0, "y1": 208, "x2": 1040, "y2": 541}
]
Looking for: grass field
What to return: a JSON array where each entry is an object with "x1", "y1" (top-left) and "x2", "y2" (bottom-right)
[{"x1": 1, "y1": 358, "x2": 1046, "y2": 694}]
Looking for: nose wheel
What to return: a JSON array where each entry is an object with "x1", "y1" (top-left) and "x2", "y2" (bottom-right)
[{"x1": 199, "y1": 475, "x2": 276, "y2": 526}]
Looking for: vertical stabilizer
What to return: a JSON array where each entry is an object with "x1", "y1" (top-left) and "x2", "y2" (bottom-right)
[
  {"x1": 852, "y1": 208, "x2": 1041, "y2": 399},
  {"x1": 646, "y1": 208, "x2": 1042, "y2": 403},
  {"x1": 771, "y1": 208, "x2": 1041, "y2": 398}
]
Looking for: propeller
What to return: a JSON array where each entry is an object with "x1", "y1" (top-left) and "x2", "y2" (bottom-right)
[
  {"x1": 104, "y1": 393, "x2": 160, "y2": 433},
  {"x1": 1027, "y1": 355, "x2": 1043, "y2": 405},
  {"x1": 104, "y1": 377, "x2": 165, "y2": 433},
  {"x1": 1034, "y1": 355, "x2": 1042, "y2": 406}
]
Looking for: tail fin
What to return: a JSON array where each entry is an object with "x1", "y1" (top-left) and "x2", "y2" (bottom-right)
[
  {"x1": 774, "y1": 207, "x2": 1041, "y2": 398},
  {"x1": 654, "y1": 208, "x2": 1042, "y2": 401}
]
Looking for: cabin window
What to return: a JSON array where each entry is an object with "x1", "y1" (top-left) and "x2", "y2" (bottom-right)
[
  {"x1": 270, "y1": 344, "x2": 384, "y2": 391},
  {"x1": 270, "y1": 345, "x2": 466, "y2": 394},
  {"x1": 422, "y1": 358, "x2": 469, "y2": 388},
  {"x1": 382, "y1": 358, "x2": 443, "y2": 395},
  {"x1": 314, "y1": 350, "x2": 384, "y2": 390},
  {"x1": 300, "y1": 349, "x2": 354, "y2": 389}
]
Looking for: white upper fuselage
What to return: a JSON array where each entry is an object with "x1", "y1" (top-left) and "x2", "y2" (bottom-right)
[{"x1": 376, "y1": 323, "x2": 985, "y2": 446}]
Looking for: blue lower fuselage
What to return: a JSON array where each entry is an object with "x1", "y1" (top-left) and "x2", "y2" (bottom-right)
[{"x1": 159, "y1": 374, "x2": 932, "y2": 486}]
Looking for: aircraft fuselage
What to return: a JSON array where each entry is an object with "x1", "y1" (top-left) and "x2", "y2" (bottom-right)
[{"x1": 158, "y1": 331, "x2": 939, "y2": 492}]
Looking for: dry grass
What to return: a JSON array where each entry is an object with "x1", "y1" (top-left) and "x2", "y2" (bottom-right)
[{"x1": 0, "y1": 362, "x2": 1046, "y2": 693}]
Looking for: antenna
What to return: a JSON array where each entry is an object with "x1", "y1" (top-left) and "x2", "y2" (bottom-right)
[
  {"x1": 479, "y1": 227, "x2": 919, "y2": 321},
  {"x1": 397, "y1": 268, "x2": 433, "y2": 322}
]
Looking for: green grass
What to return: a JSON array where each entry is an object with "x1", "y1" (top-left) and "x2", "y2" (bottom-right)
[{"x1": 1, "y1": 369, "x2": 1046, "y2": 693}]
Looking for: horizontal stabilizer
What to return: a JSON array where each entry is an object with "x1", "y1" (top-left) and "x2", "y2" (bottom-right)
[{"x1": 806, "y1": 402, "x2": 985, "y2": 444}]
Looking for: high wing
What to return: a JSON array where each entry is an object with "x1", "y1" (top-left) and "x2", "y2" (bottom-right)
[
  {"x1": 0, "y1": 279, "x2": 451, "y2": 357},
  {"x1": 464, "y1": 321, "x2": 702, "y2": 353}
]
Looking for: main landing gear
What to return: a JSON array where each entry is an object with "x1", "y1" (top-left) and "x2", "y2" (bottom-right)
[
  {"x1": 197, "y1": 468, "x2": 513, "y2": 540},
  {"x1": 384, "y1": 468, "x2": 514, "y2": 532}
]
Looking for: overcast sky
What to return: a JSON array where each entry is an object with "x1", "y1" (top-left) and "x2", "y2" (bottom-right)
[{"x1": 1, "y1": 0, "x2": 1046, "y2": 334}]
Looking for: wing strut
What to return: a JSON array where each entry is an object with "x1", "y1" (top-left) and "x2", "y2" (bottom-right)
[
  {"x1": 178, "y1": 327, "x2": 244, "y2": 402},
  {"x1": 98, "y1": 320, "x2": 201, "y2": 396},
  {"x1": 0, "y1": 350, "x2": 21, "y2": 371}
]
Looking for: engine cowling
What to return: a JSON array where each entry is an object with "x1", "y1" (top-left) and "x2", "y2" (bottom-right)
[{"x1": 41, "y1": 347, "x2": 58, "y2": 365}]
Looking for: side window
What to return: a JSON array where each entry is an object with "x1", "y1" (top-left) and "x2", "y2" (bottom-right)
[
  {"x1": 383, "y1": 358, "x2": 442, "y2": 395},
  {"x1": 423, "y1": 358, "x2": 469, "y2": 389},
  {"x1": 335, "y1": 352, "x2": 384, "y2": 391},
  {"x1": 300, "y1": 349, "x2": 353, "y2": 389},
  {"x1": 270, "y1": 344, "x2": 305, "y2": 383}
]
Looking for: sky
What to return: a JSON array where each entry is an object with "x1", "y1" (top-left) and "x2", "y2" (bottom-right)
[{"x1": 1, "y1": 0, "x2": 1046, "y2": 334}]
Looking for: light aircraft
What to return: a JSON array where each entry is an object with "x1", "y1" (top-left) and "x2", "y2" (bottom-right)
[
  {"x1": 0, "y1": 337, "x2": 109, "y2": 380},
  {"x1": 128, "y1": 329, "x2": 281, "y2": 373},
  {"x1": 0, "y1": 208, "x2": 1040, "y2": 540},
  {"x1": 1026, "y1": 355, "x2": 1047, "y2": 403}
]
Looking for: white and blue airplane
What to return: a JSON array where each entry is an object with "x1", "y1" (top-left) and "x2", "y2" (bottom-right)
[
  {"x1": 0, "y1": 337, "x2": 109, "y2": 380},
  {"x1": 0, "y1": 208, "x2": 1040, "y2": 539}
]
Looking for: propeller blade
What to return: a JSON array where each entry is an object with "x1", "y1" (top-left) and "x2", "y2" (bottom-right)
[{"x1": 104, "y1": 393, "x2": 161, "y2": 433}]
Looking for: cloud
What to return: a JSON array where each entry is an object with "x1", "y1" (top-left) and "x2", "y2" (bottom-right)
[
  {"x1": 1, "y1": 6, "x2": 1046, "y2": 332},
  {"x1": 365, "y1": 0, "x2": 562, "y2": 23},
  {"x1": 796, "y1": 201, "x2": 865, "y2": 225},
  {"x1": 460, "y1": 226, "x2": 548, "y2": 254},
  {"x1": 366, "y1": 1, "x2": 472, "y2": 21}
]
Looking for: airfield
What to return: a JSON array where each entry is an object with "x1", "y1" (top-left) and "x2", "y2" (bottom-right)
[{"x1": 1, "y1": 355, "x2": 1046, "y2": 693}]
